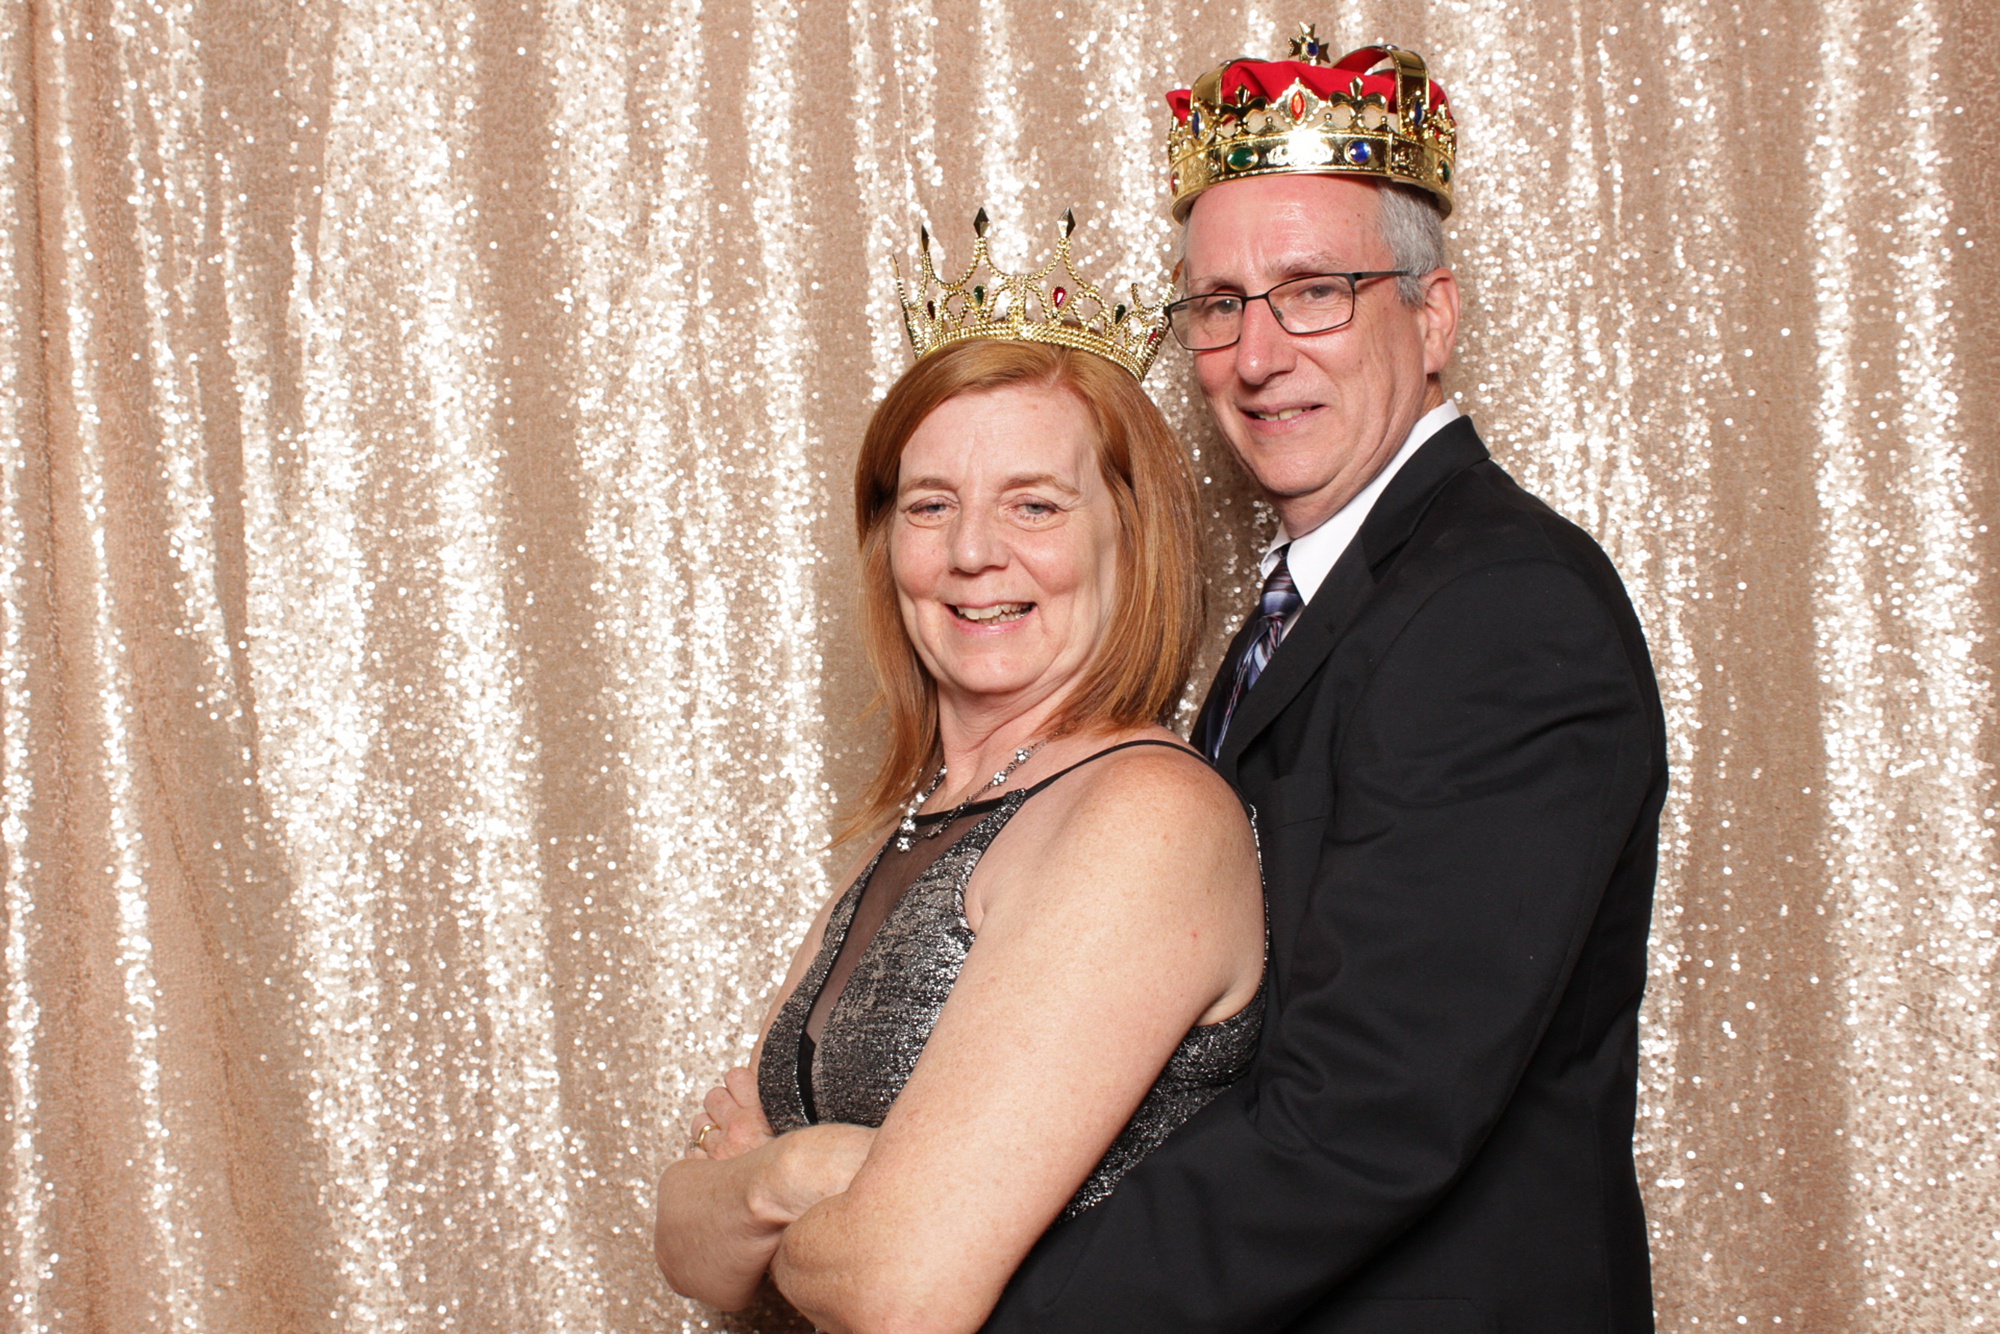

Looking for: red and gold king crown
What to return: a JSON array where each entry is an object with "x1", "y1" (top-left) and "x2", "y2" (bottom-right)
[
  {"x1": 1165, "y1": 26, "x2": 1457, "y2": 221},
  {"x1": 895, "y1": 209, "x2": 1170, "y2": 382}
]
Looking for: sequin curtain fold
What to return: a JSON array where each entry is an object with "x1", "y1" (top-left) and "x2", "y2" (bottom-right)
[{"x1": 0, "y1": 1, "x2": 1993, "y2": 1329}]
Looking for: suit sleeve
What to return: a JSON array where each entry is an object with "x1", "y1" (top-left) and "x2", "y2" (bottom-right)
[{"x1": 984, "y1": 558, "x2": 1658, "y2": 1332}]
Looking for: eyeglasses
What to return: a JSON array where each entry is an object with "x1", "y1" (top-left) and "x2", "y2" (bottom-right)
[{"x1": 1164, "y1": 271, "x2": 1414, "y2": 351}]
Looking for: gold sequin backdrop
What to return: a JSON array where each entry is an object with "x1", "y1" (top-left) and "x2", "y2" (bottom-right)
[{"x1": 1, "y1": 0, "x2": 1996, "y2": 1327}]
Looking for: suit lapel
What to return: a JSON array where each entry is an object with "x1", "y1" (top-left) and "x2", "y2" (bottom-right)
[{"x1": 1216, "y1": 418, "x2": 1490, "y2": 777}]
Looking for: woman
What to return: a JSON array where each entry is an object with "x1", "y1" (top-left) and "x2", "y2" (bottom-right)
[{"x1": 656, "y1": 265, "x2": 1264, "y2": 1332}]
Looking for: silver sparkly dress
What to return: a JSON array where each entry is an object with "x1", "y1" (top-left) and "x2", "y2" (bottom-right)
[{"x1": 759, "y1": 743, "x2": 1264, "y2": 1218}]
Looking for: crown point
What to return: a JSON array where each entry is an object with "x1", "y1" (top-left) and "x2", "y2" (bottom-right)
[
  {"x1": 896, "y1": 209, "x2": 1169, "y2": 380},
  {"x1": 1289, "y1": 22, "x2": 1332, "y2": 64},
  {"x1": 973, "y1": 208, "x2": 990, "y2": 237}
]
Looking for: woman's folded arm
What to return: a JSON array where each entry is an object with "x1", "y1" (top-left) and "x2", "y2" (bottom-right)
[
  {"x1": 654, "y1": 1123, "x2": 876, "y2": 1310},
  {"x1": 770, "y1": 748, "x2": 1263, "y2": 1334}
]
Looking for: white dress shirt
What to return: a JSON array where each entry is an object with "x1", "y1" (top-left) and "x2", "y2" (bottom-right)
[{"x1": 1260, "y1": 401, "x2": 1462, "y2": 630}]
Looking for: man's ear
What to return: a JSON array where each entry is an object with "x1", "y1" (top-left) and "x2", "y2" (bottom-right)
[{"x1": 1417, "y1": 267, "x2": 1461, "y2": 376}]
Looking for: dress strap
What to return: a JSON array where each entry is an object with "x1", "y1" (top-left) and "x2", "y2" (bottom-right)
[{"x1": 1017, "y1": 737, "x2": 1209, "y2": 801}]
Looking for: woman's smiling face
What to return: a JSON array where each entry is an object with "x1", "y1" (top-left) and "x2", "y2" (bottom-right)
[{"x1": 890, "y1": 383, "x2": 1122, "y2": 721}]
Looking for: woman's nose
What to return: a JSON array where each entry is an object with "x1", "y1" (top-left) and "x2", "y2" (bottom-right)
[{"x1": 948, "y1": 508, "x2": 1008, "y2": 573}]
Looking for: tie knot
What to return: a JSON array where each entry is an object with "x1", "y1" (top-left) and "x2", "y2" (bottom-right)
[{"x1": 1259, "y1": 547, "x2": 1303, "y2": 621}]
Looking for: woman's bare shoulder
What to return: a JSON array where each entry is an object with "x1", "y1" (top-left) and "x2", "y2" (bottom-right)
[
  {"x1": 982, "y1": 730, "x2": 1257, "y2": 911},
  {"x1": 969, "y1": 727, "x2": 1261, "y2": 1004},
  {"x1": 1052, "y1": 728, "x2": 1249, "y2": 838}
]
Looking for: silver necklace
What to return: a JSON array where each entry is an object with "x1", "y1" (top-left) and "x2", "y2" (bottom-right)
[
  {"x1": 892, "y1": 740, "x2": 1046, "y2": 853},
  {"x1": 892, "y1": 764, "x2": 949, "y2": 853}
]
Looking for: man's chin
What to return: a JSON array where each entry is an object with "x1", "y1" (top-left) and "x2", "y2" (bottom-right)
[{"x1": 1231, "y1": 444, "x2": 1345, "y2": 502}]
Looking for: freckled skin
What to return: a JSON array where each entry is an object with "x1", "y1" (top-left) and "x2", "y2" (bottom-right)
[{"x1": 890, "y1": 384, "x2": 1123, "y2": 751}]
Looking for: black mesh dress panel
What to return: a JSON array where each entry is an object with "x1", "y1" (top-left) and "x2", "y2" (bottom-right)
[
  {"x1": 803, "y1": 801, "x2": 997, "y2": 1046},
  {"x1": 758, "y1": 741, "x2": 1264, "y2": 1216},
  {"x1": 794, "y1": 801, "x2": 997, "y2": 1122}
]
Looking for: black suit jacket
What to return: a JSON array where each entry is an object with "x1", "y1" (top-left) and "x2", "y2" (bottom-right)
[{"x1": 985, "y1": 418, "x2": 1666, "y2": 1334}]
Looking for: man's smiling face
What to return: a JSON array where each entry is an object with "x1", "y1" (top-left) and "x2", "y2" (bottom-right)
[{"x1": 1180, "y1": 174, "x2": 1458, "y2": 535}]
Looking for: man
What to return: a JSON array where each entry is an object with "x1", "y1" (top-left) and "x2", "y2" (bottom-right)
[{"x1": 985, "y1": 32, "x2": 1666, "y2": 1334}]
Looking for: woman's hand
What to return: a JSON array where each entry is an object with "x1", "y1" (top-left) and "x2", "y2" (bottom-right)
[
  {"x1": 656, "y1": 1117, "x2": 878, "y2": 1311},
  {"x1": 690, "y1": 1067, "x2": 774, "y2": 1161},
  {"x1": 767, "y1": 1123, "x2": 876, "y2": 1215}
]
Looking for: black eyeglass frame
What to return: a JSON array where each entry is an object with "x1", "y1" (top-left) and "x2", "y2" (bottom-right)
[{"x1": 1163, "y1": 270, "x2": 1417, "y2": 351}]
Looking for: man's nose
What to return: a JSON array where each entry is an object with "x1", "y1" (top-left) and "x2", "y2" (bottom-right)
[{"x1": 1230, "y1": 297, "x2": 1295, "y2": 385}]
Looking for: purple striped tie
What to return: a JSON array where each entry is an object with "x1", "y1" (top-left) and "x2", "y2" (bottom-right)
[{"x1": 1208, "y1": 546, "x2": 1303, "y2": 759}]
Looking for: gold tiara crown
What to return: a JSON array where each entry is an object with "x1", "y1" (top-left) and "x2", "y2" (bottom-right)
[
  {"x1": 895, "y1": 209, "x2": 1170, "y2": 382},
  {"x1": 1166, "y1": 30, "x2": 1457, "y2": 220}
]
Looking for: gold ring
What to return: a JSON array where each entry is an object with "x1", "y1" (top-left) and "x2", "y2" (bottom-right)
[{"x1": 695, "y1": 1121, "x2": 717, "y2": 1151}]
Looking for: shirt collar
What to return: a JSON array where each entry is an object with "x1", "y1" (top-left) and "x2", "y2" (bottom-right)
[{"x1": 1261, "y1": 400, "x2": 1462, "y2": 604}]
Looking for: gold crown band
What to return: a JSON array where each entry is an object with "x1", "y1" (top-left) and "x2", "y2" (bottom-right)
[
  {"x1": 895, "y1": 210, "x2": 1170, "y2": 382},
  {"x1": 1167, "y1": 37, "x2": 1456, "y2": 221}
]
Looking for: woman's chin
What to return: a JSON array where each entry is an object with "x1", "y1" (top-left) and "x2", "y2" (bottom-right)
[
  {"x1": 938, "y1": 674, "x2": 1041, "y2": 703},
  {"x1": 933, "y1": 664, "x2": 1061, "y2": 713}
]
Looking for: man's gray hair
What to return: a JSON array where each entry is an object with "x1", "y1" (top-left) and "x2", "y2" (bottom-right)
[
  {"x1": 1376, "y1": 186, "x2": 1448, "y2": 306},
  {"x1": 1173, "y1": 181, "x2": 1449, "y2": 306}
]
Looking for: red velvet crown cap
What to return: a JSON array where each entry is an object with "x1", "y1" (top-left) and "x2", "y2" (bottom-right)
[
  {"x1": 1163, "y1": 40, "x2": 1458, "y2": 217},
  {"x1": 1166, "y1": 48, "x2": 1451, "y2": 127}
]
